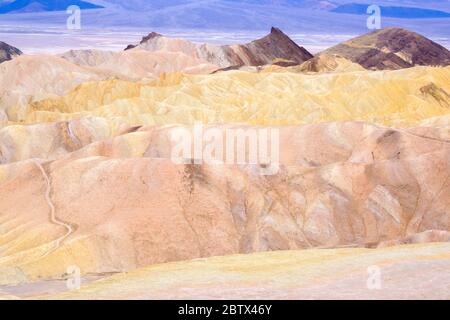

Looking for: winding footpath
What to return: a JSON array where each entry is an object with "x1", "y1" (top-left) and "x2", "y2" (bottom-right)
[{"x1": 32, "y1": 160, "x2": 74, "y2": 258}]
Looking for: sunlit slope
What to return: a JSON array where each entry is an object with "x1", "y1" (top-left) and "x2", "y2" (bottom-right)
[
  {"x1": 0, "y1": 123, "x2": 449, "y2": 285},
  {"x1": 0, "y1": 52, "x2": 218, "y2": 124},
  {"x1": 35, "y1": 243, "x2": 450, "y2": 300},
  {"x1": 24, "y1": 66, "x2": 450, "y2": 128}
]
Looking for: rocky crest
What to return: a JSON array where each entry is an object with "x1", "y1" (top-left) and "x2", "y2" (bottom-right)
[
  {"x1": 125, "y1": 27, "x2": 313, "y2": 68},
  {"x1": 322, "y1": 27, "x2": 450, "y2": 70},
  {"x1": 0, "y1": 41, "x2": 22, "y2": 64},
  {"x1": 235, "y1": 27, "x2": 314, "y2": 66},
  {"x1": 294, "y1": 53, "x2": 365, "y2": 72}
]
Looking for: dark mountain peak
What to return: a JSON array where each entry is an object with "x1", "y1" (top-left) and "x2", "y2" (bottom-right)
[
  {"x1": 323, "y1": 27, "x2": 450, "y2": 70},
  {"x1": 270, "y1": 27, "x2": 284, "y2": 35},
  {"x1": 140, "y1": 32, "x2": 163, "y2": 44},
  {"x1": 124, "y1": 44, "x2": 136, "y2": 51},
  {"x1": 125, "y1": 32, "x2": 163, "y2": 51},
  {"x1": 0, "y1": 41, "x2": 22, "y2": 63},
  {"x1": 248, "y1": 27, "x2": 313, "y2": 65},
  {"x1": 124, "y1": 27, "x2": 313, "y2": 67},
  {"x1": 267, "y1": 27, "x2": 292, "y2": 41}
]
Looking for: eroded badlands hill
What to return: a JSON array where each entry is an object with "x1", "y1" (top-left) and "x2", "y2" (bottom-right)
[
  {"x1": 323, "y1": 27, "x2": 450, "y2": 70},
  {"x1": 59, "y1": 49, "x2": 116, "y2": 67},
  {"x1": 0, "y1": 54, "x2": 106, "y2": 122},
  {"x1": 0, "y1": 51, "x2": 218, "y2": 122},
  {"x1": 0, "y1": 122, "x2": 449, "y2": 285},
  {"x1": 125, "y1": 27, "x2": 314, "y2": 68},
  {"x1": 291, "y1": 54, "x2": 365, "y2": 73},
  {"x1": 0, "y1": 27, "x2": 449, "y2": 298},
  {"x1": 12, "y1": 65, "x2": 450, "y2": 128},
  {"x1": 3, "y1": 27, "x2": 450, "y2": 125}
]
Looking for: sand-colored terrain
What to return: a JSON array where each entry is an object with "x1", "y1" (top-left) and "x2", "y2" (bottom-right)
[
  {"x1": 1, "y1": 243, "x2": 448, "y2": 300},
  {"x1": 3, "y1": 65, "x2": 448, "y2": 129},
  {"x1": 0, "y1": 123, "x2": 449, "y2": 288},
  {"x1": 0, "y1": 27, "x2": 449, "y2": 299}
]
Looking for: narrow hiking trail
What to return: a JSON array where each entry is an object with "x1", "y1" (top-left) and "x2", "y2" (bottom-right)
[{"x1": 32, "y1": 160, "x2": 74, "y2": 258}]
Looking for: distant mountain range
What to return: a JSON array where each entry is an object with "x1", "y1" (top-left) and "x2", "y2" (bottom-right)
[
  {"x1": 2, "y1": 26, "x2": 450, "y2": 71},
  {"x1": 1, "y1": 0, "x2": 449, "y2": 18},
  {"x1": 0, "y1": 0, "x2": 102, "y2": 14},
  {"x1": 123, "y1": 26, "x2": 450, "y2": 70},
  {"x1": 0, "y1": 0, "x2": 449, "y2": 45}
]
